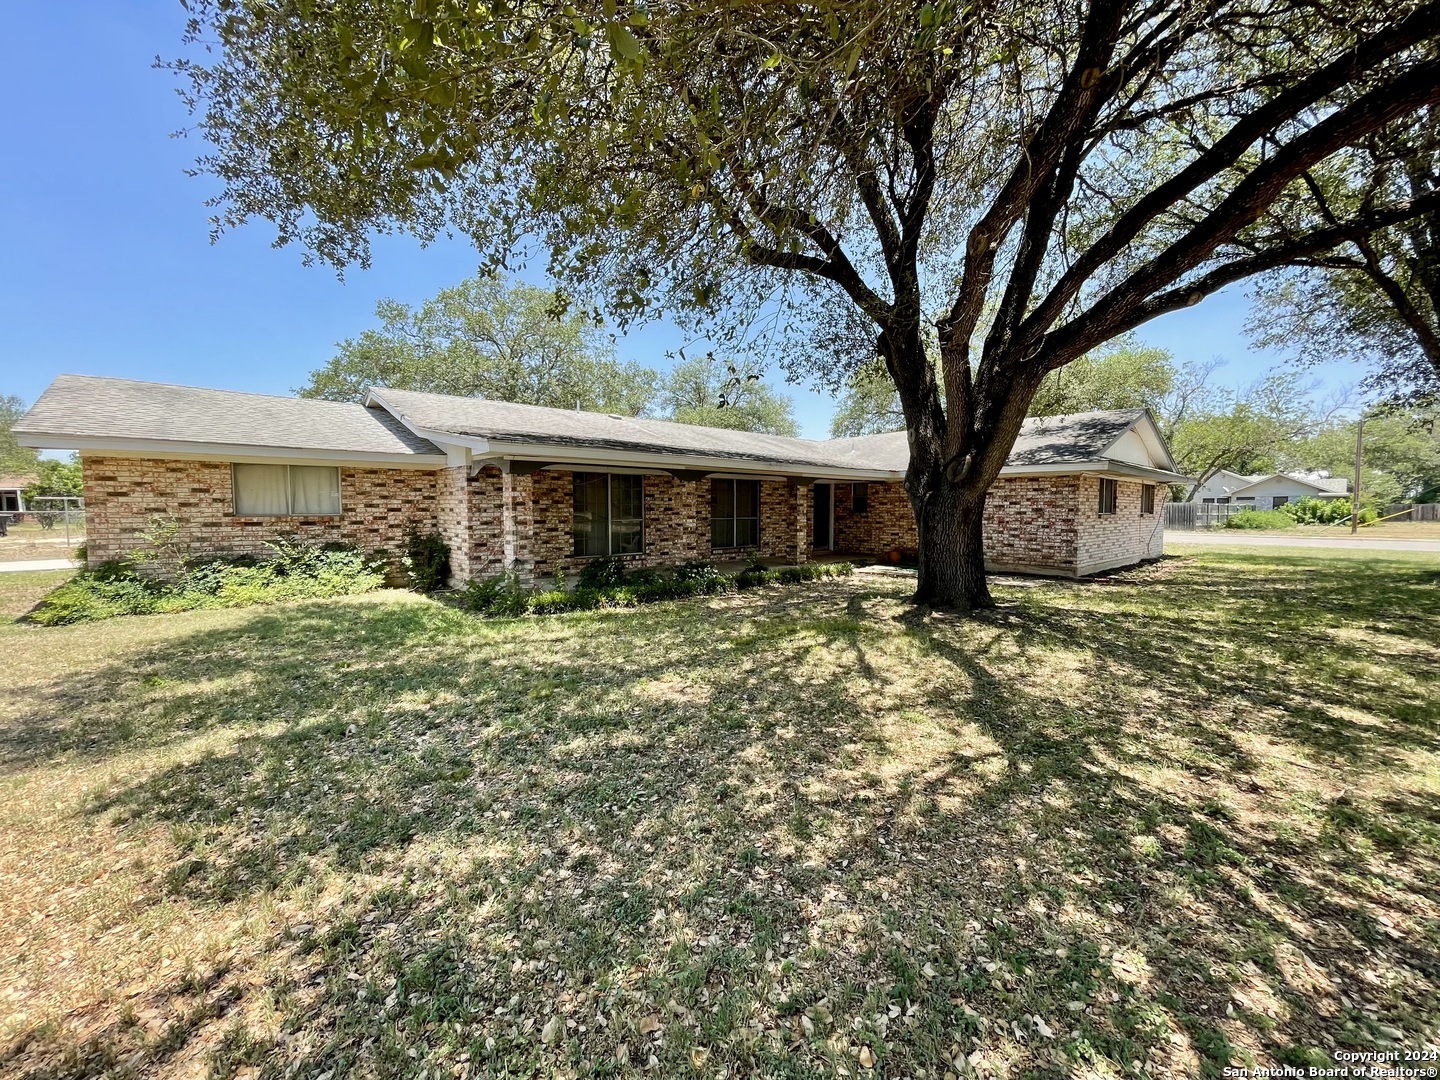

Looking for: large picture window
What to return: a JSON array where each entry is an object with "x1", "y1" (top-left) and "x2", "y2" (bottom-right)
[
  {"x1": 233, "y1": 464, "x2": 342, "y2": 516},
  {"x1": 573, "y1": 473, "x2": 644, "y2": 556},
  {"x1": 711, "y1": 479, "x2": 760, "y2": 549}
]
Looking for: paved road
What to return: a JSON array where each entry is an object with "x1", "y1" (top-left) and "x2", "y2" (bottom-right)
[
  {"x1": 0, "y1": 558, "x2": 79, "y2": 573},
  {"x1": 1170, "y1": 531, "x2": 1440, "y2": 552}
]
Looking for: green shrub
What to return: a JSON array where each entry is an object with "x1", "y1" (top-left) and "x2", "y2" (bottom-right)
[
  {"x1": 1221, "y1": 509, "x2": 1294, "y2": 530},
  {"x1": 576, "y1": 557, "x2": 631, "y2": 590},
  {"x1": 29, "y1": 542, "x2": 387, "y2": 626},
  {"x1": 462, "y1": 571, "x2": 529, "y2": 617},
  {"x1": 461, "y1": 560, "x2": 853, "y2": 618},
  {"x1": 1283, "y1": 496, "x2": 1352, "y2": 525},
  {"x1": 402, "y1": 530, "x2": 451, "y2": 592}
]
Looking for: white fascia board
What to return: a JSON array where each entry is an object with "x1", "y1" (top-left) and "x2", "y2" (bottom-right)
[
  {"x1": 1096, "y1": 410, "x2": 1180, "y2": 472},
  {"x1": 470, "y1": 439, "x2": 902, "y2": 481},
  {"x1": 999, "y1": 459, "x2": 1192, "y2": 484},
  {"x1": 18, "y1": 433, "x2": 447, "y2": 469}
]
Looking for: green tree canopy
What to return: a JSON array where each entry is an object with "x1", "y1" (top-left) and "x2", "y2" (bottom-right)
[
  {"x1": 299, "y1": 275, "x2": 658, "y2": 414},
  {"x1": 1280, "y1": 406, "x2": 1440, "y2": 503},
  {"x1": 1027, "y1": 340, "x2": 1176, "y2": 418},
  {"x1": 659, "y1": 355, "x2": 799, "y2": 437},
  {"x1": 22, "y1": 457, "x2": 84, "y2": 502},
  {"x1": 172, "y1": 0, "x2": 1440, "y2": 608},
  {"x1": 1, "y1": 394, "x2": 39, "y2": 477},
  {"x1": 1247, "y1": 110, "x2": 1440, "y2": 403},
  {"x1": 1159, "y1": 367, "x2": 1320, "y2": 497}
]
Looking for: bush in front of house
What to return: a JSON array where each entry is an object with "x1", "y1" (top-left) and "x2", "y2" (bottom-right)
[
  {"x1": 1221, "y1": 509, "x2": 1294, "y2": 530},
  {"x1": 29, "y1": 540, "x2": 388, "y2": 626},
  {"x1": 461, "y1": 560, "x2": 855, "y2": 618},
  {"x1": 402, "y1": 530, "x2": 451, "y2": 592}
]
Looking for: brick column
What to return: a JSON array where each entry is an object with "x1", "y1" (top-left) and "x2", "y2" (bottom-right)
[
  {"x1": 786, "y1": 480, "x2": 811, "y2": 564},
  {"x1": 502, "y1": 470, "x2": 537, "y2": 583},
  {"x1": 437, "y1": 466, "x2": 473, "y2": 586}
]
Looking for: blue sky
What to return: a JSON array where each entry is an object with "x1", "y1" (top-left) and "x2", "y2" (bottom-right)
[{"x1": 0, "y1": 3, "x2": 1350, "y2": 441}]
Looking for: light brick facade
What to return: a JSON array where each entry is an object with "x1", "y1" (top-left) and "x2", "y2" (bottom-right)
[
  {"x1": 81, "y1": 456, "x2": 440, "y2": 575},
  {"x1": 78, "y1": 457, "x2": 1162, "y2": 584}
]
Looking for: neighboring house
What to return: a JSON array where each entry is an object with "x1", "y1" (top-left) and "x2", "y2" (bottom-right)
[
  {"x1": 14, "y1": 375, "x2": 1190, "y2": 581},
  {"x1": 1188, "y1": 470, "x2": 1348, "y2": 510},
  {"x1": 0, "y1": 475, "x2": 34, "y2": 516}
]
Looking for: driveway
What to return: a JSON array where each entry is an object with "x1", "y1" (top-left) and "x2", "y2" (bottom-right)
[{"x1": 1170, "y1": 531, "x2": 1440, "y2": 552}]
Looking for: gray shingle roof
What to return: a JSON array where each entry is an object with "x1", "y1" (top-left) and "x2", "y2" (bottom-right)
[
  {"x1": 15, "y1": 375, "x2": 444, "y2": 459},
  {"x1": 17, "y1": 376, "x2": 1165, "y2": 477},
  {"x1": 374, "y1": 389, "x2": 1153, "y2": 474},
  {"x1": 370, "y1": 386, "x2": 855, "y2": 469}
]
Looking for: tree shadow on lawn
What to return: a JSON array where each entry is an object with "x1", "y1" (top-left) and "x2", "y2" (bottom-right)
[{"x1": 3, "y1": 555, "x2": 1437, "y2": 1078}]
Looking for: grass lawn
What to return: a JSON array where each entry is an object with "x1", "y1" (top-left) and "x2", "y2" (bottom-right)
[
  {"x1": 0, "y1": 521, "x2": 85, "y2": 563},
  {"x1": 1188, "y1": 522, "x2": 1440, "y2": 542},
  {"x1": 1, "y1": 550, "x2": 1437, "y2": 1078}
]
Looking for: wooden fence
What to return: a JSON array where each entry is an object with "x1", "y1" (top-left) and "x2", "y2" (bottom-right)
[
  {"x1": 1382, "y1": 502, "x2": 1440, "y2": 522},
  {"x1": 1163, "y1": 502, "x2": 1250, "y2": 530}
]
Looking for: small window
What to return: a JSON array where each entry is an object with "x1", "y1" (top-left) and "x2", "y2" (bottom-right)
[
  {"x1": 1098, "y1": 477, "x2": 1118, "y2": 516},
  {"x1": 233, "y1": 464, "x2": 341, "y2": 516},
  {"x1": 573, "y1": 472, "x2": 644, "y2": 556},
  {"x1": 1216, "y1": 497, "x2": 1230, "y2": 505},
  {"x1": 1140, "y1": 484, "x2": 1155, "y2": 515},
  {"x1": 711, "y1": 479, "x2": 760, "y2": 548},
  {"x1": 851, "y1": 482, "x2": 869, "y2": 515},
  {"x1": 1202, "y1": 497, "x2": 1215, "y2": 504},
  {"x1": 1236, "y1": 496, "x2": 1255, "y2": 502}
]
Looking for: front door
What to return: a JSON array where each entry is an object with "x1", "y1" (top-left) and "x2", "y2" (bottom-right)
[{"x1": 812, "y1": 483, "x2": 832, "y2": 550}]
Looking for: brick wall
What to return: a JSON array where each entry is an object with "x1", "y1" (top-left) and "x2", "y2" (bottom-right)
[
  {"x1": 982, "y1": 476, "x2": 1081, "y2": 574},
  {"x1": 1074, "y1": 477, "x2": 1165, "y2": 575},
  {"x1": 81, "y1": 455, "x2": 440, "y2": 573}
]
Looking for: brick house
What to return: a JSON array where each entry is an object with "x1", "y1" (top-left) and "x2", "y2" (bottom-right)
[{"x1": 14, "y1": 375, "x2": 1188, "y2": 581}]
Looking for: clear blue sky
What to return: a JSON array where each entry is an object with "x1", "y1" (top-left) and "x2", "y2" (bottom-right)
[{"x1": 0, "y1": 3, "x2": 1353, "y2": 441}]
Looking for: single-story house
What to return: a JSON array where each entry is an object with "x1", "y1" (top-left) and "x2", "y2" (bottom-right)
[
  {"x1": 0, "y1": 475, "x2": 33, "y2": 516},
  {"x1": 14, "y1": 375, "x2": 1189, "y2": 582},
  {"x1": 1188, "y1": 469, "x2": 1348, "y2": 509}
]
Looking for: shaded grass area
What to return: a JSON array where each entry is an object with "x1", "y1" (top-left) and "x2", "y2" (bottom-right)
[{"x1": 1, "y1": 550, "x2": 1437, "y2": 1079}]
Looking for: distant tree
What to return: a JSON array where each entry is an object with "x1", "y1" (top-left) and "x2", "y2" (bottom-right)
[
  {"x1": 1, "y1": 395, "x2": 39, "y2": 477},
  {"x1": 1248, "y1": 112, "x2": 1440, "y2": 403},
  {"x1": 299, "y1": 275, "x2": 659, "y2": 414},
  {"x1": 659, "y1": 355, "x2": 798, "y2": 437},
  {"x1": 1159, "y1": 367, "x2": 1320, "y2": 498},
  {"x1": 1028, "y1": 339, "x2": 1176, "y2": 417},
  {"x1": 22, "y1": 457, "x2": 84, "y2": 530},
  {"x1": 1282, "y1": 405, "x2": 1440, "y2": 503},
  {"x1": 831, "y1": 365, "x2": 906, "y2": 437}
]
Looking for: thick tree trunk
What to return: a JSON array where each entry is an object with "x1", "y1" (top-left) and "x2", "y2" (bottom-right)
[{"x1": 911, "y1": 479, "x2": 994, "y2": 610}]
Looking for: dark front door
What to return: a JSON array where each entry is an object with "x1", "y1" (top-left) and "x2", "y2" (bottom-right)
[{"x1": 812, "y1": 483, "x2": 832, "y2": 550}]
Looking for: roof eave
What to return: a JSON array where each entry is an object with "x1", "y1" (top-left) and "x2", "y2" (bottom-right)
[{"x1": 13, "y1": 432, "x2": 448, "y2": 469}]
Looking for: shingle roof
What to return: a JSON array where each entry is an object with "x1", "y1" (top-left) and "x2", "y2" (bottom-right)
[
  {"x1": 15, "y1": 375, "x2": 444, "y2": 459},
  {"x1": 371, "y1": 386, "x2": 854, "y2": 469},
  {"x1": 371, "y1": 389, "x2": 1155, "y2": 474},
  {"x1": 17, "y1": 376, "x2": 1168, "y2": 477}
]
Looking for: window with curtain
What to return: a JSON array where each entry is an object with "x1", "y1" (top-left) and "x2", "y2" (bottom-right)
[
  {"x1": 233, "y1": 464, "x2": 342, "y2": 516},
  {"x1": 572, "y1": 473, "x2": 644, "y2": 556},
  {"x1": 1097, "y1": 477, "x2": 1119, "y2": 515},
  {"x1": 711, "y1": 479, "x2": 760, "y2": 548}
]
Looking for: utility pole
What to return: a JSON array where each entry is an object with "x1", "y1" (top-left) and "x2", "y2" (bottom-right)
[{"x1": 1351, "y1": 417, "x2": 1365, "y2": 535}]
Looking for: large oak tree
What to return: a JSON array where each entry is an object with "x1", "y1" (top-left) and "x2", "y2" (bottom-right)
[{"x1": 173, "y1": 0, "x2": 1440, "y2": 608}]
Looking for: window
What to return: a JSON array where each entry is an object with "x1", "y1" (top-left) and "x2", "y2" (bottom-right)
[
  {"x1": 1140, "y1": 484, "x2": 1155, "y2": 515},
  {"x1": 233, "y1": 464, "x2": 341, "y2": 516},
  {"x1": 573, "y1": 472, "x2": 643, "y2": 556},
  {"x1": 851, "y1": 482, "x2": 869, "y2": 515},
  {"x1": 711, "y1": 478, "x2": 760, "y2": 548},
  {"x1": 1236, "y1": 496, "x2": 1255, "y2": 502},
  {"x1": 1098, "y1": 477, "x2": 1118, "y2": 515}
]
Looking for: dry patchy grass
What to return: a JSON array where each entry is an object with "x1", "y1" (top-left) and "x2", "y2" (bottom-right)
[{"x1": 1, "y1": 550, "x2": 1437, "y2": 1079}]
